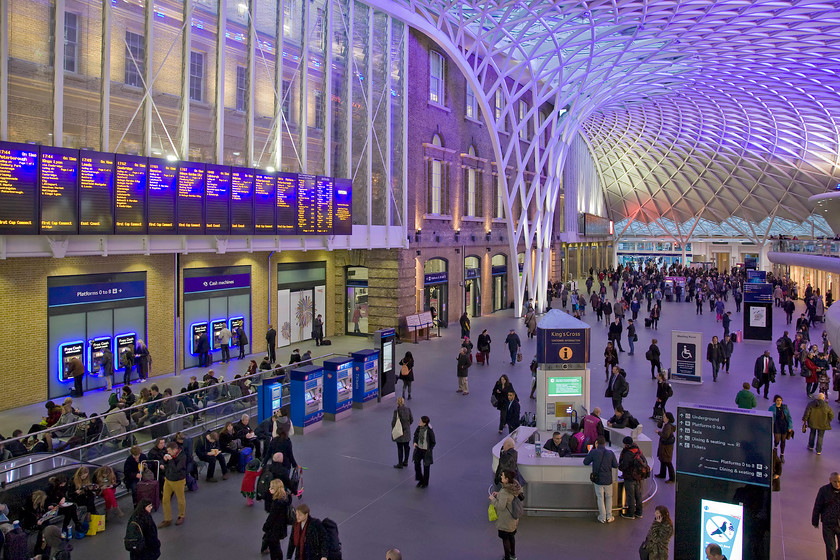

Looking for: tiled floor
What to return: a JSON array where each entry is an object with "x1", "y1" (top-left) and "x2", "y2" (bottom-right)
[{"x1": 4, "y1": 290, "x2": 834, "y2": 559}]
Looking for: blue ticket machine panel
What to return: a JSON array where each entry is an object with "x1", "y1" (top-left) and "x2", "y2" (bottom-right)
[
  {"x1": 323, "y1": 357, "x2": 353, "y2": 421},
  {"x1": 58, "y1": 341, "x2": 85, "y2": 383},
  {"x1": 351, "y1": 349, "x2": 379, "y2": 408},
  {"x1": 290, "y1": 365, "x2": 324, "y2": 434},
  {"x1": 211, "y1": 319, "x2": 227, "y2": 351},
  {"x1": 189, "y1": 323, "x2": 207, "y2": 356},
  {"x1": 116, "y1": 332, "x2": 137, "y2": 370},
  {"x1": 88, "y1": 337, "x2": 112, "y2": 375},
  {"x1": 229, "y1": 317, "x2": 244, "y2": 347},
  {"x1": 257, "y1": 375, "x2": 288, "y2": 424}
]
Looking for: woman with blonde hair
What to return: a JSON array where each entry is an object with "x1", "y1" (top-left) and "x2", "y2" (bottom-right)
[
  {"x1": 70, "y1": 466, "x2": 99, "y2": 520},
  {"x1": 262, "y1": 478, "x2": 291, "y2": 560},
  {"x1": 391, "y1": 396, "x2": 413, "y2": 469},
  {"x1": 95, "y1": 465, "x2": 124, "y2": 518}
]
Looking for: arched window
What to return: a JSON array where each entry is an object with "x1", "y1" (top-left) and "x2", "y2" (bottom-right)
[
  {"x1": 464, "y1": 145, "x2": 482, "y2": 218},
  {"x1": 427, "y1": 135, "x2": 449, "y2": 215}
]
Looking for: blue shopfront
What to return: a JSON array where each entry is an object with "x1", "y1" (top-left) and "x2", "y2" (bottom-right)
[{"x1": 423, "y1": 258, "x2": 448, "y2": 326}]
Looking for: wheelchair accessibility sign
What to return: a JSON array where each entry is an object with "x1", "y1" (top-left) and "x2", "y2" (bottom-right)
[{"x1": 671, "y1": 331, "x2": 703, "y2": 383}]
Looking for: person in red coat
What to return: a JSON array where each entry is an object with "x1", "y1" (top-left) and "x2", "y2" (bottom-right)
[{"x1": 240, "y1": 458, "x2": 262, "y2": 506}]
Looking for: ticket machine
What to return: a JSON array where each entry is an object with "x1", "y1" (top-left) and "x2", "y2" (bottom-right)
[
  {"x1": 257, "y1": 375, "x2": 289, "y2": 424},
  {"x1": 351, "y1": 349, "x2": 379, "y2": 409},
  {"x1": 322, "y1": 357, "x2": 354, "y2": 421},
  {"x1": 289, "y1": 365, "x2": 324, "y2": 434}
]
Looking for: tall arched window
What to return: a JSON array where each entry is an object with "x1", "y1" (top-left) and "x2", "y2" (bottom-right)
[
  {"x1": 427, "y1": 134, "x2": 449, "y2": 215},
  {"x1": 465, "y1": 146, "x2": 477, "y2": 217}
]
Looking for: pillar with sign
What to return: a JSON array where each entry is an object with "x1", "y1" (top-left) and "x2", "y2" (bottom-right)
[{"x1": 535, "y1": 310, "x2": 591, "y2": 431}]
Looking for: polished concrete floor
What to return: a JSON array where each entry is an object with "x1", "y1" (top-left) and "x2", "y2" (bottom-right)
[{"x1": 5, "y1": 290, "x2": 835, "y2": 559}]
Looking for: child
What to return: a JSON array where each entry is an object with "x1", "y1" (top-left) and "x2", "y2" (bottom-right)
[
  {"x1": 241, "y1": 458, "x2": 262, "y2": 506},
  {"x1": 819, "y1": 368, "x2": 831, "y2": 397},
  {"x1": 94, "y1": 465, "x2": 123, "y2": 518}
]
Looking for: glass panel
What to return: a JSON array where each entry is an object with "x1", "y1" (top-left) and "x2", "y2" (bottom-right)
[
  {"x1": 390, "y1": 18, "x2": 404, "y2": 227},
  {"x1": 350, "y1": 1, "x2": 369, "y2": 224}
]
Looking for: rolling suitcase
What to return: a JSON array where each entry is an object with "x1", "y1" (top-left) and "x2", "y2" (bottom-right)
[
  {"x1": 138, "y1": 460, "x2": 161, "y2": 511},
  {"x1": 238, "y1": 446, "x2": 254, "y2": 473},
  {"x1": 644, "y1": 318, "x2": 652, "y2": 328},
  {"x1": 476, "y1": 352, "x2": 485, "y2": 364}
]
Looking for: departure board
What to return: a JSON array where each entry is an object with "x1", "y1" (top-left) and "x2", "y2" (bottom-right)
[
  {"x1": 114, "y1": 154, "x2": 147, "y2": 234},
  {"x1": 334, "y1": 178, "x2": 353, "y2": 235},
  {"x1": 276, "y1": 172, "x2": 297, "y2": 234},
  {"x1": 40, "y1": 146, "x2": 79, "y2": 233},
  {"x1": 254, "y1": 171, "x2": 276, "y2": 233},
  {"x1": 315, "y1": 176, "x2": 334, "y2": 235},
  {"x1": 0, "y1": 142, "x2": 39, "y2": 235},
  {"x1": 297, "y1": 173, "x2": 317, "y2": 234},
  {"x1": 79, "y1": 151, "x2": 115, "y2": 234},
  {"x1": 230, "y1": 168, "x2": 254, "y2": 235},
  {"x1": 177, "y1": 162, "x2": 205, "y2": 233},
  {"x1": 147, "y1": 158, "x2": 177, "y2": 234},
  {"x1": 205, "y1": 164, "x2": 231, "y2": 234}
]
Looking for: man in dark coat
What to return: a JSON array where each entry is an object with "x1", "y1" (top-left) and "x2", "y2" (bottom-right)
[
  {"x1": 68, "y1": 356, "x2": 85, "y2": 397},
  {"x1": 505, "y1": 391, "x2": 521, "y2": 433},
  {"x1": 265, "y1": 325, "x2": 277, "y2": 364},
  {"x1": 196, "y1": 332, "x2": 211, "y2": 368},
  {"x1": 236, "y1": 326, "x2": 248, "y2": 360},
  {"x1": 812, "y1": 472, "x2": 840, "y2": 560},
  {"x1": 605, "y1": 366, "x2": 629, "y2": 410},
  {"x1": 504, "y1": 330, "x2": 521, "y2": 365},
  {"x1": 754, "y1": 350, "x2": 777, "y2": 399},
  {"x1": 459, "y1": 312, "x2": 471, "y2": 339},
  {"x1": 777, "y1": 331, "x2": 794, "y2": 375},
  {"x1": 608, "y1": 318, "x2": 625, "y2": 352}
]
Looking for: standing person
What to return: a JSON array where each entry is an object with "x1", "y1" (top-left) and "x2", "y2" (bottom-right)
[
  {"x1": 122, "y1": 345, "x2": 136, "y2": 386},
  {"x1": 492, "y1": 375, "x2": 514, "y2": 435},
  {"x1": 653, "y1": 373, "x2": 672, "y2": 419},
  {"x1": 604, "y1": 342, "x2": 619, "y2": 382},
  {"x1": 412, "y1": 416, "x2": 436, "y2": 488},
  {"x1": 722, "y1": 311, "x2": 732, "y2": 338},
  {"x1": 397, "y1": 351, "x2": 414, "y2": 400},
  {"x1": 721, "y1": 333, "x2": 734, "y2": 374},
  {"x1": 803, "y1": 393, "x2": 834, "y2": 455},
  {"x1": 219, "y1": 325, "x2": 232, "y2": 363},
  {"x1": 505, "y1": 391, "x2": 521, "y2": 434},
  {"x1": 124, "y1": 445, "x2": 148, "y2": 505},
  {"x1": 68, "y1": 356, "x2": 85, "y2": 397},
  {"x1": 456, "y1": 347, "x2": 471, "y2": 396},
  {"x1": 101, "y1": 347, "x2": 115, "y2": 391},
  {"x1": 459, "y1": 311, "x2": 471, "y2": 339},
  {"x1": 769, "y1": 395, "x2": 793, "y2": 463},
  {"x1": 583, "y1": 436, "x2": 618, "y2": 524},
  {"x1": 627, "y1": 319, "x2": 637, "y2": 356},
  {"x1": 286, "y1": 504, "x2": 328, "y2": 560},
  {"x1": 477, "y1": 329, "x2": 492, "y2": 366},
  {"x1": 650, "y1": 304, "x2": 661, "y2": 330},
  {"x1": 707, "y1": 336, "x2": 723, "y2": 382},
  {"x1": 196, "y1": 331, "x2": 210, "y2": 368},
  {"x1": 646, "y1": 340, "x2": 662, "y2": 380},
  {"x1": 639, "y1": 505, "x2": 674, "y2": 560},
  {"x1": 812, "y1": 472, "x2": 840, "y2": 560},
  {"x1": 158, "y1": 442, "x2": 187, "y2": 528},
  {"x1": 126, "y1": 499, "x2": 161, "y2": 560},
  {"x1": 135, "y1": 340, "x2": 150, "y2": 381},
  {"x1": 236, "y1": 324, "x2": 248, "y2": 359},
  {"x1": 754, "y1": 350, "x2": 777, "y2": 399},
  {"x1": 606, "y1": 366, "x2": 629, "y2": 411},
  {"x1": 654, "y1": 412, "x2": 676, "y2": 483},
  {"x1": 735, "y1": 382, "x2": 757, "y2": 409},
  {"x1": 352, "y1": 305, "x2": 362, "y2": 333},
  {"x1": 603, "y1": 299, "x2": 613, "y2": 324},
  {"x1": 311, "y1": 314, "x2": 324, "y2": 346},
  {"x1": 265, "y1": 325, "x2": 277, "y2": 364},
  {"x1": 262, "y1": 479, "x2": 291, "y2": 560},
  {"x1": 525, "y1": 309, "x2": 537, "y2": 339},
  {"x1": 489, "y1": 470, "x2": 523, "y2": 560},
  {"x1": 504, "y1": 329, "x2": 521, "y2": 366},
  {"x1": 618, "y1": 436, "x2": 646, "y2": 519},
  {"x1": 608, "y1": 318, "x2": 625, "y2": 352},
  {"x1": 391, "y1": 397, "x2": 413, "y2": 469}
]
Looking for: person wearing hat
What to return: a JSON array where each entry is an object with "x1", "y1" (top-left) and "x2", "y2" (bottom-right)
[{"x1": 618, "y1": 436, "x2": 647, "y2": 519}]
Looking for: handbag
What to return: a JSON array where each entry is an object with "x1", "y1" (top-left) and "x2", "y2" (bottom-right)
[
  {"x1": 639, "y1": 541, "x2": 651, "y2": 560},
  {"x1": 751, "y1": 377, "x2": 761, "y2": 389},
  {"x1": 488, "y1": 503, "x2": 498, "y2": 522},
  {"x1": 491, "y1": 394, "x2": 499, "y2": 408},
  {"x1": 516, "y1": 352, "x2": 523, "y2": 363},
  {"x1": 391, "y1": 417, "x2": 404, "y2": 440}
]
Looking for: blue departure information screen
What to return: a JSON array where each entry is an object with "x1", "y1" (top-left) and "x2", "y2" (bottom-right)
[
  {"x1": 254, "y1": 171, "x2": 276, "y2": 233},
  {"x1": 147, "y1": 158, "x2": 177, "y2": 234},
  {"x1": 231, "y1": 168, "x2": 254, "y2": 235},
  {"x1": 316, "y1": 176, "x2": 333, "y2": 235},
  {"x1": 115, "y1": 154, "x2": 147, "y2": 234},
  {"x1": 177, "y1": 162, "x2": 205, "y2": 233},
  {"x1": 205, "y1": 164, "x2": 231, "y2": 234},
  {"x1": 297, "y1": 173, "x2": 317, "y2": 234},
  {"x1": 334, "y1": 178, "x2": 352, "y2": 235},
  {"x1": 79, "y1": 151, "x2": 115, "y2": 234},
  {"x1": 0, "y1": 143, "x2": 38, "y2": 235},
  {"x1": 40, "y1": 146, "x2": 79, "y2": 233},
  {"x1": 276, "y1": 172, "x2": 297, "y2": 234}
]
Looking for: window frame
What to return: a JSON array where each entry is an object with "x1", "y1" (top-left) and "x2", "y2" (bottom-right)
[
  {"x1": 189, "y1": 51, "x2": 205, "y2": 103},
  {"x1": 518, "y1": 101, "x2": 528, "y2": 140},
  {"x1": 63, "y1": 12, "x2": 79, "y2": 73},
  {"x1": 236, "y1": 65, "x2": 247, "y2": 112},
  {"x1": 466, "y1": 83, "x2": 478, "y2": 120},
  {"x1": 314, "y1": 90, "x2": 325, "y2": 130},
  {"x1": 495, "y1": 90, "x2": 505, "y2": 131},
  {"x1": 281, "y1": 79, "x2": 292, "y2": 124},
  {"x1": 429, "y1": 51, "x2": 445, "y2": 106},
  {"x1": 124, "y1": 31, "x2": 145, "y2": 88}
]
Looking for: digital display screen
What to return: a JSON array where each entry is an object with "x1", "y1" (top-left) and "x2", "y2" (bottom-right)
[
  {"x1": 205, "y1": 164, "x2": 231, "y2": 234},
  {"x1": 276, "y1": 172, "x2": 297, "y2": 233},
  {"x1": 333, "y1": 178, "x2": 352, "y2": 235},
  {"x1": 230, "y1": 167, "x2": 254, "y2": 234},
  {"x1": 88, "y1": 337, "x2": 112, "y2": 374},
  {"x1": 0, "y1": 142, "x2": 38, "y2": 234},
  {"x1": 39, "y1": 146, "x2": 79, "y2": 233},
  {"x1": 296, "y1": 173, "x2": 317, "y2": 234},
  {"x1": 316, "y1": 176, "x2": 333, "y2": 234},
  {"x1": 177, "y1": 162, "x2": 205, "y2": 233},
  {"x1": 190, "y1": 323, "x2": 207, "y2": 355},
  {"x1": 547, "y1": 376, "x2": 583, "y2": 397},
  {"x1": 115, "y1": 154, "x2": 147, "y2": 234},
  {"x1": 116, "y1": 333, "x2": 137, "y2": 372},
  {"x1": 229, "y1": 317, "x2": 245, "y2": 347},
  {"x1": 211, "y1": 320, "x2": 227, "y2": 351},
  {"x1": 147, "y1": 158, "x2": 178, "y2": 234},
  {"x1": 79, "y1": 151, "x2": 115, "y2": 234},
  {"x1": 254, "y1": 171, "x2": 276, "y2": 233},
  {"x1": 701, "y1": 500, "x2": 744, "y2": 560},
  {"x1": 383, "y1": 340, "x2": 393, "y2": 374},
  {"x1": 59, "y1": 340, "x2": 85, "y2": 382}
]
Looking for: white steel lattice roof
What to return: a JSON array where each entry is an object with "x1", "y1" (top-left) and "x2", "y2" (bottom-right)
[{"x1": 398, "y1": 0, "x2": 840, "y2": 234}]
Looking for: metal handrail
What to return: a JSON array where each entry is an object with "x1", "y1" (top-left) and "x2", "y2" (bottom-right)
[{"x1": 1, "y1": 350, "x2": 341, "y2": 480}]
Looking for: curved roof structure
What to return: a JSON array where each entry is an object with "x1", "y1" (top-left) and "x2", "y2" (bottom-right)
[{"x1": 401, "y1": 0, "x2": 840, "y2": 233}]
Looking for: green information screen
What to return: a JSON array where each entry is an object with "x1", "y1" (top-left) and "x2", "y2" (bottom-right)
[{"x1": 548, "y1": 376, "x2": 583, "y2": 397}]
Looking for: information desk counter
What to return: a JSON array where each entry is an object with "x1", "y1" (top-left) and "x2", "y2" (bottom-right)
[{"x1": 491, "y1": 427, "x2": 653, "y2": 517}]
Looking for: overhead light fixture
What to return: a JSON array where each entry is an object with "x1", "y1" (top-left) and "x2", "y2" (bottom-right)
[
  {"x1": 266, "y1": 166, "x2": 276, "y2": 173},
  {"x1": 166, "y1": 154, "x2": 178, "y2": 162}
]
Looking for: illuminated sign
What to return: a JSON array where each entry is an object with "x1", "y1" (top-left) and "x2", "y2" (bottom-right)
[{"x1": 547, "y1": 376, "x2": 583, "y2": 396}]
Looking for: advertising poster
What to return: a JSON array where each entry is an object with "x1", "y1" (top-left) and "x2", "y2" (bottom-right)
[
  {"x1": 750, "y1": 307, "x2": 766, "y2": 328},
  {"x1": 701, "y1": 500, "x2": 744, "y2": 560}
]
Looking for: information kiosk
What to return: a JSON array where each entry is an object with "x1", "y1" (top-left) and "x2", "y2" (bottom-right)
[
  {"x1": 351, "y1": 349, "x2": 379, "y2": 408},
  {"x1": 257, "y1": 375, "x2": 288, "y2": 423},
  {"x1": 534, "y1": 310, "x2": 591, "y2": 431},
  {"x1": 322, "y1": 357, "x2": 353, "y2": 421},
  {"x1": 374, "y1": 328, "x2": 397, "y2": 401},
  {"x1": 289, "y1": 365, "x2": 324, "y2": 434}
]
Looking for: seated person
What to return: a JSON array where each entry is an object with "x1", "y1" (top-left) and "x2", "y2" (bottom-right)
[
  {"x1": 51, "y1": 403, "x2": 80, "y2": 438},
  {"x1": 186, "y1": 376, "x2": 201, "y2": 392},
  {"x1": 259, "y1": 357, "x2": 273, "y2": 371},
  {"x1": 29, "y1": 401, "x2": 63, "y2": 433},
  {"x1": 69, "y1": 466, "x2": 99, "y2": 516},
  {"x1": 131, "y1": 385, "x2": 163, "y2": 427},
  {"x1": 289, "y1": 349, "x2": 302, "y2": 364},
  {"x1": 194, "y1": 430, "x2": 228, "y2": 481},
  {"x1": 4, "y1": 430, "x2": 30, "y2": 457},
  {"x1": 104, "y1": 409, "x2": 129, "y2": 442},
  {"x1": 177, "y1": 388, "x2": 199, "y2": 413},
  {"x1": 607, "y1": 406, "x2": 640, "y2": 430},
  {"x1": 46, "y1": 475, "x2": 83, "y2": 539},
  {"x1": 543, "y1": 431, "x2": 571, "y2": 455},
  {"x1": 233, "y1": 413, "x2": 258, "y2": 449},
  {"x1": 152, "y1": 388, "x2": 178, "y2": 422},
  {"x1": 218, "y1": 421, "x2": 243, "y2": 469},
  {"x1": 26, "y1": 433, "x2": 53, "y2": 454}
]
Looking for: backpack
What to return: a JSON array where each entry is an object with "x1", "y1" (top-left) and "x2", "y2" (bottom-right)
[
  {"x1": 320, "y1": 518, "x2": 342, "y2": 560},
  {"x1": 124, "y1": 520, "x2": 145, "y2": 553},
  {"x1": 665, "y1": 383, "x2": 674, "y2": 398},
  {"x1": 630, "y1": 448, "x2": 651, "y2": 481},
  {"x1": 509, "y1": 494, "x2": 524, "y2": 520},
  {"x1": 255, "y1": 461, "x2": 274, "y2": 499}
]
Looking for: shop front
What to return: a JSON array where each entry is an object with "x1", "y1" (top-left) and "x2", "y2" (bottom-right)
[
  {"x1": 424, "y1": 258, "x2": 449, "y2": 326},
  {"x1": 277, "y1": 261, "x2": 327, "y2": 348},
  {"x1": 345, "y1": 266, "x2": 369, "y2": 336},
  {"x1": 492, "y1": 254, "x2": 508, "y2": 312},
  {"x1": 464, "y1": 255, "x2": 481, "y2": 318}
]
